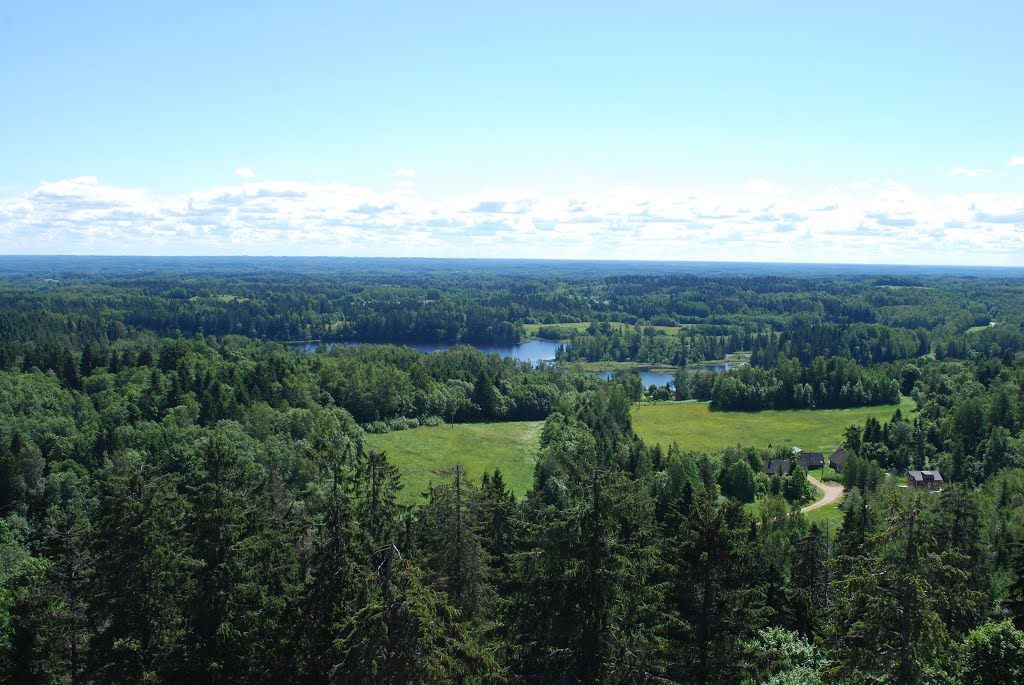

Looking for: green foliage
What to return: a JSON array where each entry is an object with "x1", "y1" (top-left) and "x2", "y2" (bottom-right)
[
  {"x1": 827, "y1": 494, "x2": 985, "y2": 685},
  {"x1": 505, "y1": 412, "x2": 666, "y2": 684},
  {"x1": 0, "y1": 260, "x2": 1023, "y2": 683},
  {"x1": 740, "y1": 627, "x2": 821, "y2": 685},
  {"x1": 723, "y1": 459, "x2": 757, "y2": 503},
  {"x1": 708, "y1": 355, "x2": 900, "y2": 411},
  {"x1": 785, "y1": 465, "x2": 808, "y2": 503},
  {"x1": 417, "y1": 465, "x2": 489, "y2": 620},
  {"x1": 666, "y1": 488, "x2": 767, "y2": 684},
  {"x1": 333, "y1": 563, "x2": 499, "y2": 684},
  {"x1": 957, "y1": 619, "x2": 1024, "y2": 685}
]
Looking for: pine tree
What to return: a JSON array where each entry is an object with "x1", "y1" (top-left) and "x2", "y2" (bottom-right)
[
  {"x1": 790, "y1": 522, "x2": 828, "y2": 639},
  {"x1": 183, "y1": 434, "x2": 248, "y2": 684},
  {"x1": 477, "y1": 468, "x2": 517, "y2": 576},
  {"x1": 666, "y1": 488, "x2": 765, "y2": 685},
  {"x1": 1009, "y1": 543, "x2": 1024, "y2": 631},
  {"x1": 86, "y1": 459, "x2": 192, "y2": 683},
  {"x1": 505, "y1": 407, "x2": 666, "y2": 685},
  {"x1": 354, "y1": 449, "x2": 403, "y2": 549},
  {"x1": 418, "y1": 464, "x2": 488, "y2": 621},
  {"x1": 828, "y1": 493, "x2": 983, "y2": 684},
  {"x1": 333, "y1": 561, "x2": 498, "y2": 685},
  {"x1": 300, "y1": 451, "x2": 366, "y2": 685},
  {"x1": 40, "y1": 468, "x2": 93, "y2": 685}
]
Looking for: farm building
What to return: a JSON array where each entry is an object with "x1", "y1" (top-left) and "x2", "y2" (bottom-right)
[
  {"x1": 907, "y1": 470, "x2": 944, "y2": 490},
  {"x1": 763, "y1": 459, "x2": 792, "y2": 476},
  {"x1": 829, "y1": 448, "x2": 849, "y2": 472},
  {"x1": 795, "y1": 451, "x2": 824, "y2": 471}
]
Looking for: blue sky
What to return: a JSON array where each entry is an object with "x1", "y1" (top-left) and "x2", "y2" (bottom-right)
[{"x1": 1, "y1": 1, "x2": 1022, "y2": 263}]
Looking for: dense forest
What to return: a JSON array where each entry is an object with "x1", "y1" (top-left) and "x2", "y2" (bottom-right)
[{"x1": 2, "y1": 257, "x2": 1024, "y2": 684}]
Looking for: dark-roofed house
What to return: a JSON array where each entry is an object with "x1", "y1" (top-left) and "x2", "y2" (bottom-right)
[
  {"x1": 907, "y1": 470, "x2": 944, "y2": 491},
  {"x1": 795, "y1": 452, "x2": 824, "y2": 472},
  {"x1": 829, "y1": 448, "x2": 849, "y2": 472},
  {"x1": 763, "y1": 459, "x2": 792, "y2": 476}
]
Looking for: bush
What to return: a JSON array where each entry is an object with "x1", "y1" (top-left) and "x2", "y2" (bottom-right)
[
  {"x1": 958, "y1": 620, "x2": 1024, "y2": 685},
  {"x1": 364, "y1": 416, "x2": 422, "y2": 434}
]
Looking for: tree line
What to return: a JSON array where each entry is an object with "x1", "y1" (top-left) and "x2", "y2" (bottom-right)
[{"x1": 2, "y1": 342, "x2": 1024, "y2": 683}]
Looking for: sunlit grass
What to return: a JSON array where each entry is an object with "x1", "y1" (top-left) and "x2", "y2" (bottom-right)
[
  {"x1": 365, "y1": 421, "x2": 542, "y2": 505},
  {"x1": 632, "y1": 396, "x2": 916, "y2": 454}
]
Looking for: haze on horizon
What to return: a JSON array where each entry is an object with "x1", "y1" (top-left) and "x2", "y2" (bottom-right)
[{"x1": 1, "y1": 1, "x2": 1022, "y2": 265}]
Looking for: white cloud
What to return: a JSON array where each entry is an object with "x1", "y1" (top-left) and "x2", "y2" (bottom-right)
[
  {"x1": 392, "y1": 167, "x2": 416, "y2": 177},
  {"x1": 1011, "y1": 156, "x2": 1024, "y2": 167},
  {"x1": 951, "y1": 167, "x2": 991, "y2": 177},
  {"x1": 743, "y1": 179, "x2": 784, "y2": 195},
  {"x1": 1, "y1": 176, "x2": 1022, "y2": 265},
  {"x1": 235, "y1": 167, "x2": 255, "y2": 178}
]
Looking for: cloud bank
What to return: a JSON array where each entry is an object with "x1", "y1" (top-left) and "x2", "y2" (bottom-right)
[
  {"x1": 951, "y1": 167, "x2": 991, "y2": 177},
  {"x1": 1, "y1": 176, "x2": 1022, "y2": 265}
]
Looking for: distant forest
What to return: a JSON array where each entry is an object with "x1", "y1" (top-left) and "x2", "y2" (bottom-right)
[{"x1": 2, "y1": 257, "x2": 1024, "y2": 684}]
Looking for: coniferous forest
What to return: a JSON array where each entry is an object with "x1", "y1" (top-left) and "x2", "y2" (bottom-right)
[{"x1": 2, "y1": 257, "x2": 1024, "y2": 684}]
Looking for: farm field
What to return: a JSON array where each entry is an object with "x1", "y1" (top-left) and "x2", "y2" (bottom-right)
[
  {"x1": 632, "y1": 396, "x2": 916, "y2": 454},
  {"x1": 523, "y1": 321, "x2": 592, "y2": 337},
  {"x1": 365, "y1": 421, "x2": 542, "y2": 504}
]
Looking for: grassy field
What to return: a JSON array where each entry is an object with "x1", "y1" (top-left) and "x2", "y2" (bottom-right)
[
  {"x1": 365, "y1": 421, "x2": 541, "y2": 505},
  {"x1": 523, "y1": 321, "x2": 592, "y2": 337},
  {"x1": 804, "y1": 500, "x2": 845, "y2": 534},
  {"x1": 632, "y1": 396, "x2": 916, "y2": 454}
]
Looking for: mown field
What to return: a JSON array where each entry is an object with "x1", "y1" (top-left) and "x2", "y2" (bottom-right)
[
  {"x1": 369, "y1": 397, "x2": 913, "y2": 506},
  {"x1": 632, "y1": 396, "x2": 916, "y2": 454},
  {"x1": 804, "y1": 501, "x2": 846, "y2": 534},
  {"x1": 365, "y1": 421, "x2": 542, "y2": 504}
]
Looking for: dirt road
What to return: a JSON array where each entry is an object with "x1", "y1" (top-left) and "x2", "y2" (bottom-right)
[{"x1": 802, "y1": 475, "x2": 845, "y2": 513}]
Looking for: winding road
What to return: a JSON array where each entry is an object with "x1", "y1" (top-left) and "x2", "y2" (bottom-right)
[{"x1": 802, "y1": 475, "x2": 845, "y2": 513}]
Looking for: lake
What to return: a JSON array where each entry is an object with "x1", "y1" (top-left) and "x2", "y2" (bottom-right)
[
  {"x1": 289, "y1": 339, "x2": 562, "y2": 366},
  {"x1": 589, "y1": 362, "x2": 746, "y2": 388},
  {"x1": 290, "y1": 340, "x2": 741, "y2": 387},
  {"x1": 587, "y1": 369, "x2": 677, "y2": 387}
]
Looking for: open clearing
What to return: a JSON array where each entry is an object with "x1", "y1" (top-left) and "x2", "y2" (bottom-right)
[
  {"x1": 365, "y1": 421, "x2": 541, "y2": 504},
  {"x1": 803, "y1": 499, "x2": 845, "y2": 533},
  {"x1": 368, "y1": 396, "x2": 912, "y2": 507},
  {"x1": 632, "y1": 396, "x2": 916, "y2": 453}
]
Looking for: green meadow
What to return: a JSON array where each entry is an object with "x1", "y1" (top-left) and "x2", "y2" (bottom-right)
[
  {"x1": 523, "y1": 321, "x2": 593, "y2": 337},
  {"x1": 365, "y1": 421, "x2": 542, "y2": 504},
  {"x1": 632, "y1": 396, "x2": 916, "y2": 454},
  {"x1": 804, "y1": 501, "x2": 846, "y2": 534},
  {"x1": 369, "y1": 397, "x2": 914, "y2": 505}
]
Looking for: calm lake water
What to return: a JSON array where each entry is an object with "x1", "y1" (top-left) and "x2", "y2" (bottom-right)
[
  {"x1": 289, "y1": 339, "x2": 562, "y2": 367},
  {"x1": 589, "y1": 362, "x2": 745, "y2": 388},
  {"x1": 587, "y1": 369, "x2": 677, "y2": 387},
  {"x1": 291, "y1": 339, "x2": 742, "y2": 388}
]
